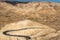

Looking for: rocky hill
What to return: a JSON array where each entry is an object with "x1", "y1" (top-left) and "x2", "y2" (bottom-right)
[{"x1": 0, "y1": 2, "x2": 60, "y2": 40}]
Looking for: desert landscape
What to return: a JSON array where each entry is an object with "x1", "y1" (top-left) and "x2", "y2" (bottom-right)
[{"x1": 0, "y1": 1, "x2": 60, "y2": 40}]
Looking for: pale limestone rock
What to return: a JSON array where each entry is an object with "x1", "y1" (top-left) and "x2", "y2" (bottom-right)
[{"x1": 0, "y1": 20, "x2": 59, "y2": 40}]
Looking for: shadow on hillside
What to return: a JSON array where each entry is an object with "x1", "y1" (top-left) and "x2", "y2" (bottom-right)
[{"x1": 2, "y1": 1, "x2": 29, "y2": 5}]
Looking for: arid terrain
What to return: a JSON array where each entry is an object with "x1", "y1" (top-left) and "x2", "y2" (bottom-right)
[{"x1": 0, "y1": 2, "x2": 60, "y2": 40}]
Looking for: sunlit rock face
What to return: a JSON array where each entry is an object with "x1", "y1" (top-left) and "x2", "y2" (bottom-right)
[
  {"x1": 0, "y1": 2, "x2": 60, "y2": 40},
  {"x1": 0, "y1": 20, "x2": 59, "y2": 40},
  {"x1": 16, "y1": 2, "x2": 60, "y2": 30}
]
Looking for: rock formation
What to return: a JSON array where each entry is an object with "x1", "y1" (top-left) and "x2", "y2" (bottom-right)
[{"x1": 0, "y1": 2, "x2": 60, "y2": 40}]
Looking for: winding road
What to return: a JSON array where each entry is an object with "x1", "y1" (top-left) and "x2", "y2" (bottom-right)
[{"x1": 3, "y1": 27, "x2": 43, "y2": 40}]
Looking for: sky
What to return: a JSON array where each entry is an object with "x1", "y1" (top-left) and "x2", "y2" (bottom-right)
[{"x1": 6, "y1": 0, "x2": 60, "y2": 2}]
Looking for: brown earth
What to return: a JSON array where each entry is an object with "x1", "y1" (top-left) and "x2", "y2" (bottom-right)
[{"x1": 0, "y1": 2, "x2": 60, "y2": 40}]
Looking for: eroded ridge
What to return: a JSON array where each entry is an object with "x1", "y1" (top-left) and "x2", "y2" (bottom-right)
[{"x1": 0, "y1": 20, "x2": 60, "y2": 40}]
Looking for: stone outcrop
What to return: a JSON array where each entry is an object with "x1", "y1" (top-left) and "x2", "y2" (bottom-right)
[{"x1": 0, "y1": 20, "x2": 59, "y2": 40}]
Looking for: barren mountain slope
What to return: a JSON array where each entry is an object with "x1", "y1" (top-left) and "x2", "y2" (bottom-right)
[
  {"x1": 0, "y1": 2, "x2": 26, "y2": 29},
  {"x1": 16, "y1": 2, "x2": 60, "y2": 30},
  {"x1": 0, "y1": 2, "x2": 60, "y2": 40}
]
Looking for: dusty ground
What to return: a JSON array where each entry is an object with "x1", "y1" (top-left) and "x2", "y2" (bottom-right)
[{"x1": 0, "y1": 2, "x2": 60, "y2": 40}]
